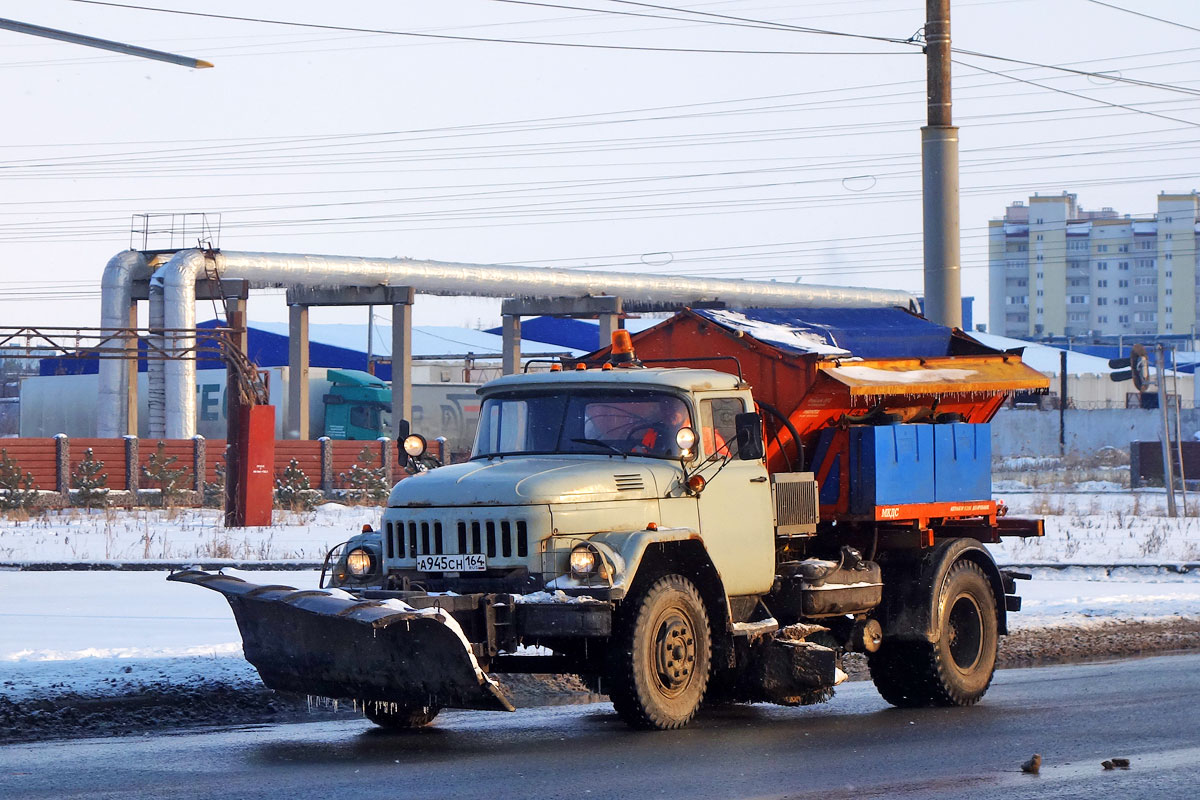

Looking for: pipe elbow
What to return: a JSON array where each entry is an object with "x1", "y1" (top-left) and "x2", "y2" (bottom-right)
[
  {"x1": 101, "y1": 250, "x2": 149, "y2": 291},
  {"x1": 153, "y1": 248, "x2": 208, "y2": 291}
]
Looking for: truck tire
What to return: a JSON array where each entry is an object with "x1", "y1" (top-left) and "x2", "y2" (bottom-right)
[
  {"x1": 363, "y1": 702, "x2": 441, "y2": 729},
  {"x1": 869, "y1": 560, "x2": 998, "y2": 708},
  {"x1": 608, "y1": 574, "x2": 712, "y2": 730}
]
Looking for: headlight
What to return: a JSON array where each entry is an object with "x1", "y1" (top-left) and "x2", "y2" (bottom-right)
[
  {"x1": 569, "y1": 544, "x2": 598, "y2": 576},
  {"x1": 675, "y1": 426, "x2": 697, "y2": 457},
  {"x1": 403, "y1": 434, "x2": 428, "y2": 457},
  {"x1": 346, "y1": 547, "x2": 374, "y2": 577}
]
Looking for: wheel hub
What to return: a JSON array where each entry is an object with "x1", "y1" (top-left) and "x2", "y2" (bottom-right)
[
  {"x1": 654, "y1": 612, "x2": 696, "y2": 692},
  {"x1": 947, "y1": 595, "x2": 983, "y2": 671}
]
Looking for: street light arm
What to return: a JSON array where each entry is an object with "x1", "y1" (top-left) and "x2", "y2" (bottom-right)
[{"x1": 0, "y1": 16, "x2": 212, "y2": 68}]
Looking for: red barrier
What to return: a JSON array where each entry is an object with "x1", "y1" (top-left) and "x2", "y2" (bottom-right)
[{"x1": 235, "y1": 406, "x2": 276, "y2": 526}]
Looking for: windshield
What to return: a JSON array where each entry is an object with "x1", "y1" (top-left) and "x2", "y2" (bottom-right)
[{"x1": 471, "y1": 389, "x2": 692, "y2": 459}]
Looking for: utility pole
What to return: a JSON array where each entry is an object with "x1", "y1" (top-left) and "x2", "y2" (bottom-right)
[
  {"x1": 922, "y1": 0, "x2": 962, "y2": 328},
  {"x1": 1157, "y1": 343, "x2": 1178, "y2": 517}
]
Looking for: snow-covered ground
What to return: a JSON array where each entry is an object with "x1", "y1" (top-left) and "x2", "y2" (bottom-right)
[
  {"x1": 2, "y1": 491, "x2": 1199, "y2": 705},
  {"x1": 0, "y1": 504, "x2": 376, "y2": 563},
  {"x1": 992, "y1": 489, "x2": 1200, "y2": 565}
]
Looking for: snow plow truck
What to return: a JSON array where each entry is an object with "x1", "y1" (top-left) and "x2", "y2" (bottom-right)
[{"x1": 172, "y1": 307, "x2": 1049, "y2": 730}]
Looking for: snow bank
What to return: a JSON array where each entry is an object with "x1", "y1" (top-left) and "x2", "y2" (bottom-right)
[{"x1": 0, "y1": 504, "x2": 376, "y2": 563}]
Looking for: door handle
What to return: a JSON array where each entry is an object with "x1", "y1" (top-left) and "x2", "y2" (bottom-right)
[{"x1": 750, "y1": 476, "x2": 767, "y2": 483}]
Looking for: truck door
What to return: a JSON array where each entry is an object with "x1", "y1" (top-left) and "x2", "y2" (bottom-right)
[{"x1": 694, "y1": 394, "x2": 776, "y2": 596}]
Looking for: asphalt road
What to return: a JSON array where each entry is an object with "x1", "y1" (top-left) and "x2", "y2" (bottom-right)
[{"x1": 3, "y1": 655, "x2": 1199, "y2": 800}]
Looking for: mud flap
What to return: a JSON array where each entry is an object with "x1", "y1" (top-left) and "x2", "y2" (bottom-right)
[{"x1": 168, "y1": 570, "x2": 514, "y2": 712}]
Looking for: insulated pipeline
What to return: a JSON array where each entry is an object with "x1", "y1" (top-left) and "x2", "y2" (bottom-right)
[{"x1": 104, "y1": 248, "x2": 920, "y2": 438}]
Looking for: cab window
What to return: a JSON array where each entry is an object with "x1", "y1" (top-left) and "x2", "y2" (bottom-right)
[
  {"x1": 350, "y1": 405, "x2": 377, "y2": 430},
  {"x1": 699, "y1": 397, "x2": 742, "y2": 458}
]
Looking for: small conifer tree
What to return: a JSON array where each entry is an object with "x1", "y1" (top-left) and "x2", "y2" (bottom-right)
[
  {"x1": 72, "y1": 448, "x2": 109, "y2": 508},
  {"x1": 203, "y1": 462, "x2": 226, "y2": 509},
  {"x1": 339, "y1": 446, "x2": 389, "y2": 503},
  {"x1": 0, "y1": 449, "x2": 38, "y2": 511},
  {"x1": 275, "y1": 458, "x2": 317, "y2": 510},
  {"x1": 142, "y1": 441, "x2": 188, "y2": 507}
]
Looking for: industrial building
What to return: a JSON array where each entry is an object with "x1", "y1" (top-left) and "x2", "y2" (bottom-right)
[{"x1": 988, "y1": 191, "x2": 1200, "y2": 339}]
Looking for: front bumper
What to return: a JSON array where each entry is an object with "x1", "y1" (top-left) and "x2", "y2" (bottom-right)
[{"x1": 357, "y1": 588, "x2": 614, "y2": 660}]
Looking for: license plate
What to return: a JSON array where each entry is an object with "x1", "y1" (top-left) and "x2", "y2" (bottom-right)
[{"x1": 416, "y1": 553, "x2": 487, "y2": 572}]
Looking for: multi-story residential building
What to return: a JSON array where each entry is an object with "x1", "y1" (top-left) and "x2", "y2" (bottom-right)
[{"x1": 988, "y1": 191, "x2": 1200, "y2": 338}]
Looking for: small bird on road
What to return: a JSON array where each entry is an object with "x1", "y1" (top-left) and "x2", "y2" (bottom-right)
[{"x1": 1021, "y1": 754, "x2": 1042, "y2": 774}]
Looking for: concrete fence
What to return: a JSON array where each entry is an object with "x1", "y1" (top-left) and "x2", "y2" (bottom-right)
[{"x1": 990, "y1": 407, "x2": 1200, "y2": 460}]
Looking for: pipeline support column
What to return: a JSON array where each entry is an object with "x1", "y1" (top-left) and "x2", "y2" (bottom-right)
[
  {"x1": 391, "y1": 288, "x2": 415, "y2": 440},
  {"x1": 287, "y1": 303, "x2": 309, "y2": 439},
  {"x1": 501, "y1": 315, "x2": 521, "y2": 376}
]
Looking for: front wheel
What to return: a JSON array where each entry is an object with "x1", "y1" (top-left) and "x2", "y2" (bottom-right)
[
  {"x1": 608, "y1": 574, "x2": 712, "y2": 730},
  {"x1": 869, "y1": 560, "x2": 998, "y2": 707},
  {"x1": 363, "y1": 701, "x2": 441, "y2": 729}
]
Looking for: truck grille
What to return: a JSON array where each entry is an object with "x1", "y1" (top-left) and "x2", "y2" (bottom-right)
[
  {"x1": 385, "y1": 518, "x2": 529, "y2": 560},
  {"x1": 774, "y1": 472, "x2": 818, "y2": 536}
]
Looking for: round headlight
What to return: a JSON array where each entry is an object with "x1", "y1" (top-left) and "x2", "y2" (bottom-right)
[
  {"x1": 403, "y1": 434, "x2": 428, "y2": 458},
  {"x1": 346, "y1": 547, "x2": 374, "y2": 577},
  {"x1": 569, "y1": 544, "x2": 597, "y2": 576},
  {"x1": 675, "y1": 426, "x2": 697, "y2": 454}
]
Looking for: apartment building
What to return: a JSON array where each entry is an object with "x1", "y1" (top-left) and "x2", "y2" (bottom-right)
[{"x1": 988, "y1": 191, "x2": 1200, "y2": 338}]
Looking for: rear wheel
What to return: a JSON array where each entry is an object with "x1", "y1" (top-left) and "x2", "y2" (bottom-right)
[
  {"x1": 608, "y1": 574, "x2": 712, "y2": 730},
  {"x1": 869, "y1": 560, "x2": 998, "y2": 707},
  {"x1": 363, "y1": 701, "x2": 441, "y2": 729}
]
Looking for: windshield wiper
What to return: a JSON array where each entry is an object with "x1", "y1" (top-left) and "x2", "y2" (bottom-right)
[{"x1": 571, "y1": 438, "x2": 627, "y2": 457}]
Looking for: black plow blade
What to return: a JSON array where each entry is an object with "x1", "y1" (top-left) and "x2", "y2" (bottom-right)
[{"x1": 168, "y1": 570, "x2": 514, "y2": 712}]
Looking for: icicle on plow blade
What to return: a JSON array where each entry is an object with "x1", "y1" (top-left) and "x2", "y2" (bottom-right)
[{"x1": 168, "y1": 570, "x2": 514, "y2": 712}]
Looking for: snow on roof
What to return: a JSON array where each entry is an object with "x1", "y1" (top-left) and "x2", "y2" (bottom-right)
[
  {"x1": 967, "y1": 331, "x2": 1116, "y2": 376},
  {"x1": 831, "y1": 364, "x2": 979, "y2": 384},
  {"x1": 696, "y1": 309, "x2": 852, "y2": 356},
  {"x1": 251, "y1": 322, "x2": 581, "y2": 357},
  {"x1": 485, "y1": 366, "x2": 741, "y2": 393}
]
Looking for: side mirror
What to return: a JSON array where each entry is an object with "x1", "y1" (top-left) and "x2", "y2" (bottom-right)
[
  {"x1": 396, "y1": 419, "x2": 411, "y2": 464},
  {"x1": 734, "y1": 412, "x2": 765, "y2": 461}
]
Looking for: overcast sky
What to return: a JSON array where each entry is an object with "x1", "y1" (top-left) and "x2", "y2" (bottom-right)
[{"x1": 1, "y1": 0, "x2": 1197, "y2": 339}]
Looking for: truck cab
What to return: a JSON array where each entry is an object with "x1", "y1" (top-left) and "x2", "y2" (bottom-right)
[
  {"x1": 375, "y1": 368, "x2": 774, "y2": 600},
  {"x1": 321, "y1": 368, "x2": 392, "y2": 440}
]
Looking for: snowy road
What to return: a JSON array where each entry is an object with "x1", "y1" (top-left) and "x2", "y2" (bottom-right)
[{"x1": 3, "y1": 655, "x2": 1198, "y2": 800}]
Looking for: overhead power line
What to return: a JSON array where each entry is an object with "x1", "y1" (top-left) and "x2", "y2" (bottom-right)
[
  {"x1": 1080, "y1": 0, "x2": 1200, "y2": 35},
  {"x1": 67, "y1": 0, "x2": 1200, "y2": 106},
  {"x1": 954, "y1": 57, "x2": 1200, "y2": 130},
  {"x1": 61, "y1": 0, "x2": 910, "y2": 57},
  {"x1": 565, "y1": 0, "x2": 1200, "y2": 96}
]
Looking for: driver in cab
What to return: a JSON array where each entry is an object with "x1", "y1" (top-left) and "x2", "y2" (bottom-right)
[{"x1": 635, "y1": 399, "x2": 691, "y2": 456}]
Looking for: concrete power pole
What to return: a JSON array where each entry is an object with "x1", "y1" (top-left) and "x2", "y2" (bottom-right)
[{"x1": 922, "y1": 0, "x2": 963, "y2": 328}]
